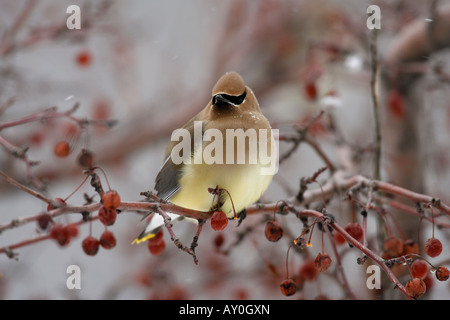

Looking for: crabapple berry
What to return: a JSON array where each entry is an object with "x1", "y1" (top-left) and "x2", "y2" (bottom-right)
[
  {"x1": 54, "y1": 141, "x2": 71, "y2": 158},
  {"x1": 37, "y1": 213, "x2": 52, "y2": 230},
  {"x1": 383, "y1": 236, "x2": 404, "y2": 257},
  {"x1": 64, "y1": 223, "x2": 79, "y2": 238},
  {"x1": 77, "y1": 149, "x2": 94, "y2": 168},
  {"x1": 101, "y1": 190, "x2": 121, "y2": 211},
  {"x1": 405, "y1": 278, "x2": 426, "y2": 299},
  {"x1": 100, "y1": 230, "x2": 116, "y2": 249},
  {"x1": 82, "y1": 236, "x2": 100, "y2": 256},
  {"x1": 76, "y1": 50, "x2": 92, "y2": 67},
  {"x1": 264, "y1": 220, "x2": 283, "y2": 242},
  {"x1": 98, "y1": 206, "x2": 117, "y2": 226},
  {"x1": 214, "y1": 233, "x2": 225, "y2": 248},
  {"x1": 299, "y1": 259, "x2": 319, "y2": 281},
  {"x1": 314, "y1": 252, "x2": 332, "y2": 272},
  {"x1": 304, "y1": 82, "x2": 318, "y2": 101},
  {"x1": 280, "y1": 279, "x2": 297, "y2": 297},
  {"x1": 211, "y1": 211, "x2": 228, "y2": 231},
  {"x1": 50, "y1": 223, "x2": 70, "y2": 246},
  {"x1": 424, "y1": 238, "x2": 443, "y2": 258},
  {"x1": 148, "y1": 239, "x2": 166, "y2": 255},
  {"x1": 435, "y1": 266, "x2": 449, "y2": 281},
  {"x1": 344, "y1": 222, "x2": 363, "y2": 242},
  {"x1": 148, "y1": 229, "x2": 164, "y2": 246},
  {"x1": 47, "y1": 198, "x2": 66, "y2": 211},
  {"x1": 403, "y1": 239, "x2": 420, "y2": 255},
  {"x1": 411, "y1": 260, "x2": 429, "y2": 279}
]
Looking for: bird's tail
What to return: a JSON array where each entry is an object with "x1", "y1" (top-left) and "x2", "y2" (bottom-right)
[{"x1": 131, "y1": 212, "x2": 185, "y2": 244}]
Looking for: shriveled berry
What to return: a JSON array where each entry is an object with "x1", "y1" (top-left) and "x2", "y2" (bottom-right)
[
  {"x1": 314, "y1": 252, "x2": 332, "y2": 272},
  {"x1": 37, "y1": 213, "x2": 52, "y2": 230},
  {"x1": 50, "y1": 223, "x2": 70, "y2": 246},
  {"x1": 211, "y1": 211, "x2": 228, "y2": 231},
  {"x1": 100, "y1": 230, "x2": 116, "y2": 249},
  {"x1": 411, "y1": 260, "x2": 429, "y2": 279},
  {"x1": 148, "y1": 239, "x2": 166, "y2": 255},
  {"x1": 101, "y1": 190, "x2": 121, "y2": 211},
  {"x1": 54, "y1": 141, "x2": 71, "y2": 158},
  {"x1": 299, "y1": 259, "x2": 319, "y2": 281},
  {"x1": 264, "y1": 220, "x2": 283, "y2": 242},
  {"x1": 435, "y1": 266, "x2": 449, "y2": 281},
  {"x1": 424, "y1": 238, "x2": 443, "y2": 258},
  {"x1": 344, "y1": 222, "x2": 363, "y2": 242},
  {"x1": 402, "y1": 239, "x2": 420, "y2": 255},
  {"x1": 77, "y1": 149, "x2": 94, "y2": 168},
  {"x1": 383, "y1": 236, "x2": 404, "y2": 257},
  {"x1": 82, "y1": 236, "x2": 100, "y2": 256},
  {"x1": 405, "y1": 278, "x2": 426, "y2": 299},
  {"x1": 98, "y1": 206, "x2": 117, "y2": 226},
  {"x1": 280, "y1": 279, "x2": 297, "y2": 297}
]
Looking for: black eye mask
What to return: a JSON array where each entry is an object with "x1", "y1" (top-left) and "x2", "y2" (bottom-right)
[{"x1": 212, "y1": 90, "x2": 247, "y2": 106}]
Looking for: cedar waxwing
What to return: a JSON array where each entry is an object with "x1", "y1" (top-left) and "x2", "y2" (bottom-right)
[{"x1": 133, "y1": 71, "x2": 277, "y2": 243}]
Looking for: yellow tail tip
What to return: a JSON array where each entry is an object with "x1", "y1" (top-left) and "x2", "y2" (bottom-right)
[{"x1": 131, "y1": 233, "x2": 156, "y2": 245}]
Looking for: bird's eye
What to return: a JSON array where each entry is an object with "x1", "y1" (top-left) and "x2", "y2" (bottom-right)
[{"x1": 213, "y1": 90, "x2": 247, "y2": 106}]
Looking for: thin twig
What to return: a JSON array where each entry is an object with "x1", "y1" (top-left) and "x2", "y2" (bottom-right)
[{"x1": 369, "y1": 28, "x2": 382, "y2": 181}]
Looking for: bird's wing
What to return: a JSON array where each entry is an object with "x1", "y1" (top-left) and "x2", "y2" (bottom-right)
[
  {"x1": 154, "y1": 113, "x2": 208, "y2": 202},
  {"x1": 154, "y1": 156, "x2": 182, "y2": 201}
]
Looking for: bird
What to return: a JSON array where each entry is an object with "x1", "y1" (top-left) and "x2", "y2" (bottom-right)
[{"x1": 133, "y1": 71, "x2": 277, "y2": 244}]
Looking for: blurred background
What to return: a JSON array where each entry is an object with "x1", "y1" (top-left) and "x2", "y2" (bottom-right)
[{"x1": 0, "y1": 0, "x2": 449, "y2": 299}]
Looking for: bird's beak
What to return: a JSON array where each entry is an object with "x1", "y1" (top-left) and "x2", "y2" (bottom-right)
[{"x1": 212, "y1": 94, "x2": 230, "y2": 106}]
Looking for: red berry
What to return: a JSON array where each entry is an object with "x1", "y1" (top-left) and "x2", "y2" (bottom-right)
[
  {"x1": 92, "y1": 99, "x2": 111, "y2": 120},
  {"x1": 47, "y1": 198, "x2": 66, "y2": 211},
  {"x1": 333, "y1": 231, "x2": 346, "y2": 245},
  {"x1": 102, "y1": 190, "x2": 121, "y2": 211},
  {"x1": 387, "y1": 90, "x2": 405, "y2": 118},
  {"x1": 50, "y1": 223, "x2": 70, "y2": 246},
  {"x1": 148, "y1": 229, "x2": 164, "y2": 246},
  {"x1": 435, "y1": 266, "x2": 449, "y2": 281},
  {"x1": 264, "y1": 220, "x2": 283, "y2": 242},
  {"x1": 98, "y1": 206, "x2": 117, "y2": 226},
  {"x1": 344, "y1": 222, "x2": 363, "y2": 242},
  {"x1": 100, "y1": 230, "x2": 116, "y2": 249},
  {"x1": 411, "y1": 260, "x2": 429, "y2": 279},
  {"x1": 211, "y1": 211, "x2": 228, "y2": 231},
  {"x1": 423, "y1": 274, "x2": 434, "y2": 291},
  {"x1": 383, "y1": 236, "x2": 404, "y2": 257},
  {"x1": 82, "y1": 236, "x2": 100, "y2": 256},
  {"x1": 299, "y1": 259, "x2": 319, "y2": 281},
  {"x1": 54, "y1": 141, "x2": 71, "y2": 158},
  {"x1": 405, "y1": 278, "x2": 426, "y2": 299},
  {"x1": 403, "y1": 239, "x2": 420, "y2": 255},
  {"x1": 304, "y1": 82, "x2": 318, "y2": 100},
  {"x1": 76, "y1": 50, "x2": 92, "y2": 67},
  {"x1": 214, "y1": 233, "x2": 225, "y2": 248},
  {"x1": 64, "y1": 223, "x2": 79, "y2": 238},
  {"x1": 148, "y1": 239, "x2": 166, "y2": 256},
  {"x1": 77, "y1": 149, "x2": 94, "y2": 168},
  {"x1": 37, "y1": 213, "x2": 52, "y2": 230},
  {"x1": 314, "y1": 252, "x2": 332, "y2": 272},
  {"x1": 280, "y1": 279, "x2": 297, "y2": 297},
  {"x1": 424, "y1": 238, "x2": 443, "y2": 258}
]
